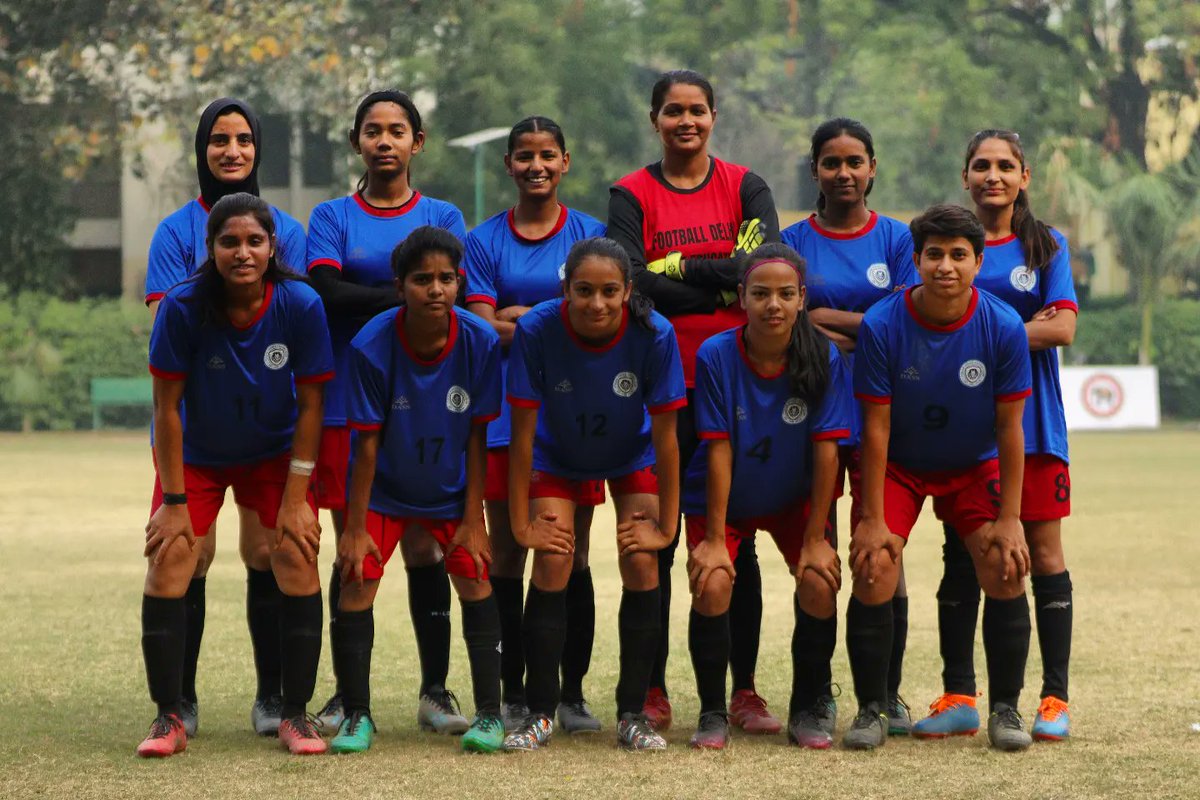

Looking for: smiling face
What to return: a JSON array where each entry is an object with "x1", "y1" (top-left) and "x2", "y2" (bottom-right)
[
  {"x1": 963, "y1": 137, "x2": 1029, "y2": 213},
  {"x1": 812, "y1": 133, "x2": 876, "y2": 209},
  {"x1": 353, "y1": 101, "x2": 425, "y2": 180},
  {"x1": 206, "y1": 111, "x2": 255, "y2": 184},
  {"x1": 651, "y1": 82, "x2": 714, "y2": 157},
  {"x1": 211, "y1": 213, "x2": 274, "y2": 289},
  {"x1": 397, "y1": 251, "x2": 458, "y2": 322},
  {"x1": 564, "y1": 255, "x2": 631, "y2": 341},
  {"x1": 740, "y1": 260, "x2": 804, "y2": 339},
  {"x1": 914, "y1": 234, "x2": 983, "y2": 302},
  {"x1": 505, "y1": 130, "x2": 569, "y2": 201}
]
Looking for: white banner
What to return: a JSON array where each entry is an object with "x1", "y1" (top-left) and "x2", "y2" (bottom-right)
[{"x1": 1060, "y1": 365, "x2": 1160, "y2": 430}]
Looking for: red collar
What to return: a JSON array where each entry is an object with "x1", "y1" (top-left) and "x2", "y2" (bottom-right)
[
  {"x1": 229, "y1": 280, "x2": 274, "y2": 330},
  {"x1": 808, "y1": 210, "x2": 878, "y2": 240},
  {"x1": 507, "y1": 204, "x2": 568, "y2": 243},
  {"x1": 559, "y1": 299, "x2": 628, "y2": 353},
  {"x1": 737, "y1": 326, "x2": 786, "y2": 379},
  {"x1": 395, "y1": 306, "x2": 458, "y2": 365},
  {"x1": 354, "y1": 190, "x2": 422, "y2": 218},
  {"x1": 904, "y1": 286, "x2": 978, "y2": 332}
]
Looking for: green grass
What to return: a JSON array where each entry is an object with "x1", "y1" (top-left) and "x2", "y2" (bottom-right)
[{"x1": 2, "y1": 431, "x2": 1199, "y2": 799}]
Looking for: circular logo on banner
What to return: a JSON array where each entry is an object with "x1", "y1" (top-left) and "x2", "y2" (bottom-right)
[
  {"x1": 782, "y1": 397, "x2": 808, "y2": 425},
  {"x1": 446, "y1": 385, "x2": 471, "y2": 413},
  {"x1": 612, "y1": 371, "x2": 638, "y2": 398},
  {"x1": 959, "y1": 359, "x2": 987, "y2": 388},
  {"x1": 867, "y1": 263, "x2": 891, "y2": 289},
  {"x1": 1009, "y1": 265, "x2": 1037, "y2": 292},
  {"x1": 1081, "y1": 374, "x2": 1123, "y2": 418},
  {"x1": 263, "y1": 343, "x2": 289, "y2": 370}
]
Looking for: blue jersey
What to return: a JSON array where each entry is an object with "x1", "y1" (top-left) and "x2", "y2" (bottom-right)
[
  {"x1": 781, "y1": 211, "x2": 917, "y2": 447},
  {"x1": 854, "y1": 288, "x2": 1032, "y2": 473},
  {"x1": 507, "y1": 300, "x2": 687, "y2": 480},
  {"x1": 463, "y1": 205, "x2": 606, "y2": 449},
  {"x1": 683, "y1": 328, "x2": 852, "y2": 518},
  {"x1": 148, "y1": 278, "x2": 334, "y2": 467},
  {"x1": 974, "y1": 230, "x2": 1077, "y2": 462},
  {"x1": 145, "y1": 198, "x2": 307, "y2": 303},
  {"x1": 306, "y1": 192, "x2": 467, "y2": 426},
  {"x1": 348, "y1": 307, "x2": 501, "y2": 518}
]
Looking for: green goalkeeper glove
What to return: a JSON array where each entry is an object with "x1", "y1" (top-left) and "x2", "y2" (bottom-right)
[
  {"x1": 732, "y1": 218, "x2": 763, "y2": 257},
  {"x1": 647, "y1": 251, "x2": 684, "y2": 281}
]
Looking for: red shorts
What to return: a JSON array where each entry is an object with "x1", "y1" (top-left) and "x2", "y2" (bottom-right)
[
  {"x1": 484, "y1": 447, "x2": 509, "y2": 503},
  {"x1": 850, "y1": 459, "x2": 1001, "y2": 541},
  {"x1": 314, "y1": 426, "x2": 351, "y2": 510},
  {"x1": 150, "y1": 452, "x2": 313, "y2": 538},
  {"x1": 528, "y1": 465, "x2": 658, "y2": 506},
  {"x1": 685, "y1": 498, "x2": 833, "y2": 569},
  {"x1": 362, "y1": 510, "x2": 486, "y2": 581},
  {"x1": 1021, "y1": 454, "x2": 1071, "y2": 521}
]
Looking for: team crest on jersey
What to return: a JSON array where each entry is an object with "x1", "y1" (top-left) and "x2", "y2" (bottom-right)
[
  {"x1": 782, "y1": 397, "x2": 808, "y2": 425},
  {"x1": 612, "y1": 372, "x2": 638, "y2": 398},
  {"x1": 959, "y1": 359, "x2": 987, "y2": 388},
  {"x1": 866, "y1": 263, "x2": 891, "y2": 289},
  {"x1": 263, "y1": 344, "x2": 289, "y2": 370},
  {"x1": 1009, "y1": 265, "x2": 1037, "y2": 292},
  {"x1": 446, "y1": 386, "x2": 470, "y2": 413}
]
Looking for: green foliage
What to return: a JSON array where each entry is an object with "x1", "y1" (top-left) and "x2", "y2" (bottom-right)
[
  {"x1": 0, "y1": 294, "x2": 151, "y2": 431},
  {"x1": 1070, "y1": 299, "x2": 1200, "y2": 418}
]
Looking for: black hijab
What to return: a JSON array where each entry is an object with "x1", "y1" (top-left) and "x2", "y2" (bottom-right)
[{"x1": 195, "y1": 97, "x2": 262, "y2": 209}]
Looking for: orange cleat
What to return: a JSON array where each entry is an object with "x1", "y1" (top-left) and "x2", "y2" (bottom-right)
[
  {"x1": 136, "y1": 714, "x2": 187, "y2": 758},
  {"x1": 279, "y1": 715, "x2": 328, "y2": 755}
]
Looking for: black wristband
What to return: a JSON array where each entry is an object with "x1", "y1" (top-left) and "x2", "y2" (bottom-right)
[{"x1": 162, "y1": 492, "x2": 187, "y2": 506}]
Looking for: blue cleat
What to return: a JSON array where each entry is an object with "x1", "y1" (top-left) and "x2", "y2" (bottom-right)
[
  {"x1": 911, "y1": 693, "x2": 980, "y2": 739},
  {"x1": 1031, "y1": 696, "x2": 1070, "y2": 742}
]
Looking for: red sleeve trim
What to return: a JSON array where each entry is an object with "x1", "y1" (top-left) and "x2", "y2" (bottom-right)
[
  {"x1": 507, "y1": 395, "x2": 541, "y2": 409},
  {"x1": 295, "y1": 371, "x2": 334, "y2": 385},
  {"x1": 148, "y1": 364, "x2": 186, "y2": 381},
  {"x1": 307, "y1": 258, "x2": 342, "y2": 272},
  {"x1": 996, "y1": 388, "x2": 1032, "y2": 403},
  {"x1": 144, "y1": 292, "x2": 165, "y2": 305},
  {"x1": 348, "y1": 421, "x2": 382, "y2": 431},
  {"x1": 465, "y1": 294, "x2": 497, "y2": 307},
  {"x1": 856, "y1": 393, "x2": 891, "y2": 405},
  {"x1": 1047, "y1": 300, "x2": 1079, "y2": 314},
  {"x1": 812, "y1": 428, "x2": 851, "y2": 442},
  {"x1": 647, "y1": 396, "x2": 688, "y2": 415},
  {"x1": 697, "y1": 430, "x2": 730, "y2": 440},
  {"x1": 472, "y1": 412, "x2": 500, "y2": 424}
]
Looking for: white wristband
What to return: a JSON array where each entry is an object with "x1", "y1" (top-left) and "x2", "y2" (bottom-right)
[{"x1": 289, "y1": 458, "x2": 316, "y2": 477}]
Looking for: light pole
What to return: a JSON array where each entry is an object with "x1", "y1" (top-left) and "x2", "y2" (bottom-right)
[{"x1": 447, "y1": 127, "x2": 510, "y2": 226}]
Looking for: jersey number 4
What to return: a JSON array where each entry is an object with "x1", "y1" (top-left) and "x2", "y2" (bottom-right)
[{"x1": 745, "y1": 436, "x2": 772, "y2": 463}]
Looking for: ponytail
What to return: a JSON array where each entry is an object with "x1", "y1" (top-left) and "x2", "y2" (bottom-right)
[
  {"x1": 738, "y1": 243, "x2": 830, "y2": 404},
  {"x1": 563, "y1": 237, "x2": 656, "y2": 332},
  {"x1": 964, "y1": 129, "x2": 1059, "y2": 270}
]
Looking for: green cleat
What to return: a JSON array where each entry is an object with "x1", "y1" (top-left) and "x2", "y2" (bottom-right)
[
  {"x1": 461, "y1": 714, "x2": 505, "y2": 754},
  {"x1": 330, "y1": 710, "x2": 376, "y2": 754}
]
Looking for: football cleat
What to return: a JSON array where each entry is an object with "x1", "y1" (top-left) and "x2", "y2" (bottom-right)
[
  {"x1": 136, "y1": 714, "x2": 187, "y2": 758},
  {"x1": 911, "y1": 693, "x2": 980, "y2": 739},
  {"x1": 729, "y1": 689, "x2": 782, "y2": 735}
]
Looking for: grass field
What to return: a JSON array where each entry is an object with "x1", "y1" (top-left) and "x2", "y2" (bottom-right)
[{"x1": 2, "y1": 431, "x2": 1199, "y2": 799}]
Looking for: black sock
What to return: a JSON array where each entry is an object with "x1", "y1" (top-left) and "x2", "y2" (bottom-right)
[
  {"x1": 142, "y1": 595, "x2": 186, "y2": 718},
  {"x1": 791, "y1": 596, "x2": 836, "y2": 716},
  {"x1": 246, "y1": 568, "x2": 282, "y2": 701},
  {"x1": 522, "y1": 584, "x2": 567, "y2": 717},
  {"x1": 182, "y1": 577, "x2": 205, "y2": 704},
  {"x1": 982, "y1": 594, "x2": 1031, "y2": 712},
  {"x1": 407, "y1": 562, "x2": 452, "y2": 695},
  {"x1": 617, "y1": 587, "x2": 662, "y2": 717},
  {"x1": 729, "y1": 537, "x2": 763, "y2": 693},
  {"x1": 846, "y1": 596, "x2": 892, "y2": 709},
  {"x1": 888, "y1": 595, "x2": 908, "y2": 697},
  {"x1": 688, "y1": 609, "x2": 729, "y2": 715},
  {"x1": 937, "y1": 524, "x2": 981, "y2": 695},
  {"x1": 561, "y1": 568, "x2": 595, "y2": 703},
  {"x1": 461, "y1": 595, "x2": 503, "y2": 716},
  {"x1": 331, "y1": 607, "x2": 373, "y2": 715},
  {"x1": 490, "y1": 575, "x2": 526, "y2": 704},
  {"x1": 1032, "y1": 571, "x2": 1073, "y2": 701},
  {"x1": 280, "y1": 591, "x2": 323, "y2": 720},
  {"x1": 648, "y1": 534, "x2": 678, "y2": 693},
  {"x1": 327, "y1": 563, "x2": 342, "y2": 692}
]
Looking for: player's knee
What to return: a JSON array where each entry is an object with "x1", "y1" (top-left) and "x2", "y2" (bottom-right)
[
  {"x1": 797, "y1": 569, "x2": 837, "y2": 617},
  {"x1": 1028, "y1": 536, "x2": 1066, "y2": 575},
  {"x1": 238, "y1": 535, "x2": 271, "y2": 571},
  {"x1": 193, "y1": 534, "x2": 217, "y2": 577},
  {"x1": 269, "y1": 541, "x2": 319, "y2": 594},
  {"x1": 489, "y1": 539, "x2": 528, "y2": 578},
  {"x1": 851, "y1": 563, "x2": 897, "y2": 605},
  {"x1": 338, "y1": 579, "x2": 378, "y2": 612},
  {"x1": 531, "y1": 551, "x2": 572, "y2": 592},
  {"x1": 451, "y1": 573, "x2": 491, "y2": 602},
  {"x1": 976, "y1": 556, "x2": 1025, "y2": 600},
  {"x1": 619, "y1": 550, "x2": 658, "y2": 590},
  {"x1": 694, "y1": 569, "x2": 732, "y2": 614}
]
